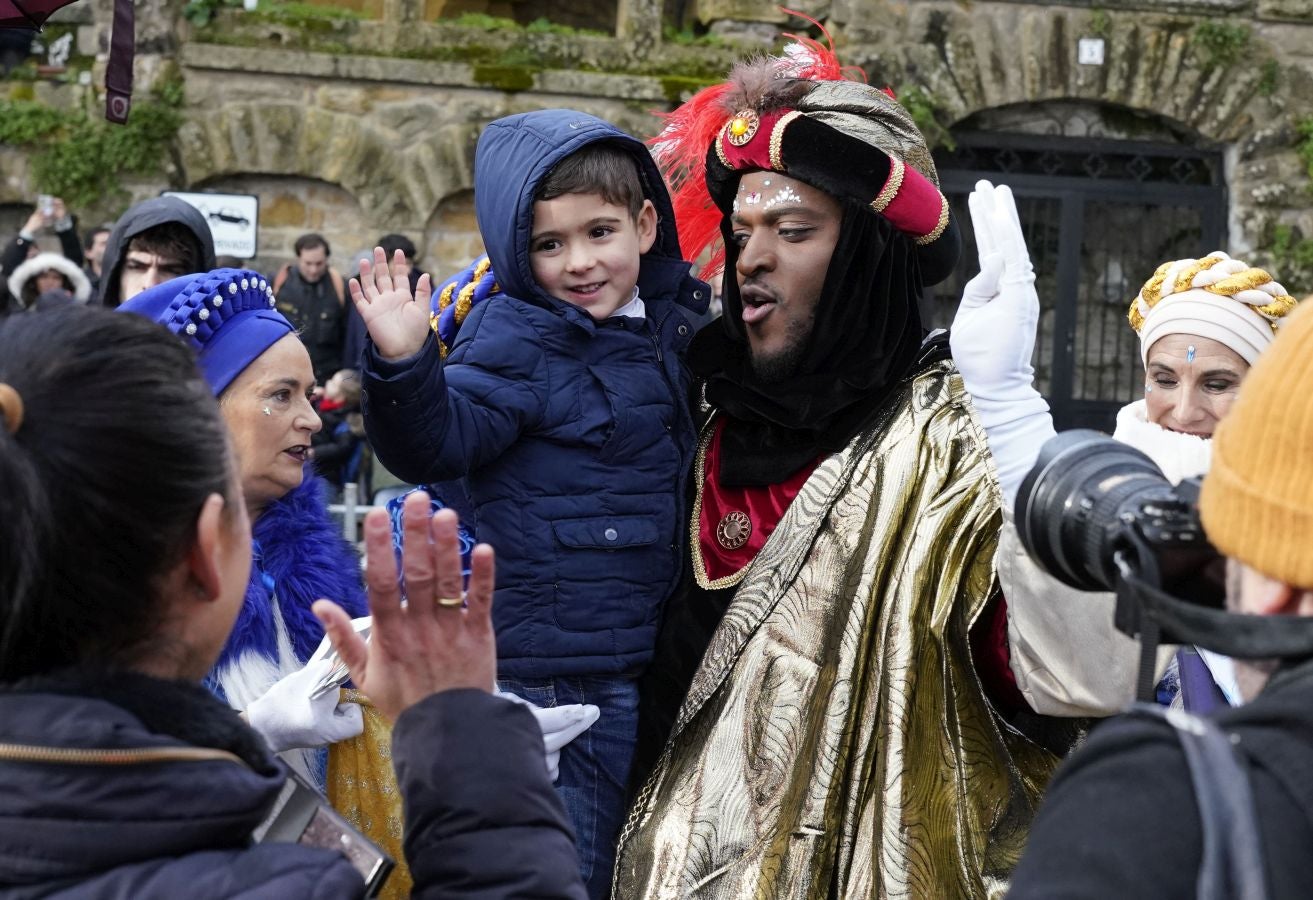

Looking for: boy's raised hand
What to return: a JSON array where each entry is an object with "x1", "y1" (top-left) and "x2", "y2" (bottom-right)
[{"x1": 350, "y1": 246, "x2": 434, "y2": 362}]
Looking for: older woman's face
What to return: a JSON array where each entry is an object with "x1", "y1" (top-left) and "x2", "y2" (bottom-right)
[
  {"x1": 220, "y1": 334, "x2": 322, "y2": 514},
  {"x1": 1144, "y1": 334, "x2": 1249, "y2": 438}
]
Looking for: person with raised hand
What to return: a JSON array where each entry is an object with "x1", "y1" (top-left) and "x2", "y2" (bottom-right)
[
  {"x1": 0, "y1": 306, "x2": 585, "y2": 898},
  {"x1": 951, "y1": 179, "x2": 1299, "y2": 716},
  {"x1": 356, "y1": 109, "x2": 708, "y2": 898}
]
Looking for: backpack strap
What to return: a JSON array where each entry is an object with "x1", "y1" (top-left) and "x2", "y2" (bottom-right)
[
  {"x1": 329, "y1": 268, "x2": 345, "y2": 307},
  {"x1": 272, "y1": 263, "x2": 291, "y2": 296},
  {"x1": 1128, "y1": 703, "x2": 1269, "y2": 900}
]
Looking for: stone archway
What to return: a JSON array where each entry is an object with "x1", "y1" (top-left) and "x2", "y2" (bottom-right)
[
  {"x1": 850, "y1": 5, "x2": 1278, "y2": 147},
  {"x1": 921, "y1": 97, "x2": 1228, "y2": 431},
  {"x1": 423, "y1": 188, "x2": 485, "y2": 282},
  {"x1": 177, "y1": 101, "x2": 482, "y2": 232}
]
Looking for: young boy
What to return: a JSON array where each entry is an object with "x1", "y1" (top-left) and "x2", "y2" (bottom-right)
[{"x1": 355, "y1": 109, "x2": 708, "y2": 898}]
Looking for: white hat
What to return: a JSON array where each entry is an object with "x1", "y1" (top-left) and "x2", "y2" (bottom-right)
[
  {"x1": 6, "y1": 252, "x2": 93, "y2": 310},
  {"x1": 1129, "y1": 251, "x2": 1296, "y2": 366}
]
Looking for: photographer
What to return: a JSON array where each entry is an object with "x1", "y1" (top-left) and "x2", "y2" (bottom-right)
[{"x1": 1008, "y1": 301, "x2": 1313, "y2": 898}]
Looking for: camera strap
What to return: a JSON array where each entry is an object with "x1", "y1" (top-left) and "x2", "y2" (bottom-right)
[
  {"x1": 1122, "y1": 570, "x2": 1313, "y2": 660},
  {"x1": 1127, "y1": 703, "x2": 1269, "y2": 900}
]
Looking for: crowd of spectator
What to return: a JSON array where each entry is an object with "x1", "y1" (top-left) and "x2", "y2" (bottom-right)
[{"x1": 0, "y1": 195, "x2": 429, "y2": 498}]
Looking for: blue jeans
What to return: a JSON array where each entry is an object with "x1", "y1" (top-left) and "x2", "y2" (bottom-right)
[{"x1": 498, "y1": 674, "x2": 638, "y2": 900}]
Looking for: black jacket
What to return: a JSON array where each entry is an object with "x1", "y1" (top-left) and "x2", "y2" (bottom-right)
[
  {"x1": 0, "y1": 671, "x2": 585, "y2": 899},
  {"x1": 275, "y1": 266, "x2": 347, "y2": 385},
  {"x1": 1008, "y1": 658, "x2": 1313, "y2": 899}
]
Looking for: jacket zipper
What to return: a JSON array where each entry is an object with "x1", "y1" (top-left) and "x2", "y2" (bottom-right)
[{"x1": 0, "y1": 742, "x2": 247, "y2": 767}]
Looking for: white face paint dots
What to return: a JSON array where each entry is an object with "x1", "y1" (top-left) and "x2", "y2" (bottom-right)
[
  {"x1": 736, "y1": 178, "x2": 803, "y2": 211},
  {"x1": 763, "y1": 186, "x2": 802, "y2": 211}
]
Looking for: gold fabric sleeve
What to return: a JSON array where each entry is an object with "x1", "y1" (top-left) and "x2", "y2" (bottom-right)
[
  {"x1": 615, "y1": 361, "x2": 1060, "y2": 899},
  {"x1": 327, "y1": 690, "x2": 413, "y2": 900}
]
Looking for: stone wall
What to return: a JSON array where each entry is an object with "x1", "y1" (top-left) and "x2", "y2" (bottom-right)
[{"x1": 7, "y1": 0, "x2": 1313, "y2": 284}]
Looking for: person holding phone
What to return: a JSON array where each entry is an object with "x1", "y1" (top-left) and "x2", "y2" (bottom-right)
[{"x1": 0, "y1": 195, "x2": 83, "y2": 315}]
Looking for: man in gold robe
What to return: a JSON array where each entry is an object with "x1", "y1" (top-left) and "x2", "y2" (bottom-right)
[{"x1": 619, "y1": 40, "x2": 1064, "y2": 898}]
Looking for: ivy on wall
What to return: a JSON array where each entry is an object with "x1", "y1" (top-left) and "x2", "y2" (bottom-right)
[
  {"x1": 1265, "y1": 118, "x2": 1313, "y2": 296},
  {"x1": 896, "y1": 84, "x2": 955, "y2": 151},
  {"x1": 1190, "y1": 22, "x2": 1251, "y2": 70},
  {"x1": 0, "y1": 81, "x2": 184, "y2": 210}
]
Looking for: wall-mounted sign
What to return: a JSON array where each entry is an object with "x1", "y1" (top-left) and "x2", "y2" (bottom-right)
[
  {"x1": 1078, "y1": 37, "x2": 1106, "y2": 66},
  {"x1": 163, "y1": 191, "x2": 260, "y2": 259}
]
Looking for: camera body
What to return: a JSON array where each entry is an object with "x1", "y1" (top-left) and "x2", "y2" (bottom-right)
[
  {"x1": 1015, "y1": 430, "x2": 1224, "y2": 635},
  {"x1": 1015, "y1": 430, "x2": 1313, "y2": 685}
]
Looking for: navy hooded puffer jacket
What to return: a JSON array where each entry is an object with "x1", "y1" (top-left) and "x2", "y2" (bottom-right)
[{"x1": 362, "y1": 111, "x2": 708, "y2": 678}]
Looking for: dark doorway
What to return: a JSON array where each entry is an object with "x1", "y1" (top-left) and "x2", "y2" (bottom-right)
[{"x1": 925, "y1": 130, "x2": 1226, "y2": 432}]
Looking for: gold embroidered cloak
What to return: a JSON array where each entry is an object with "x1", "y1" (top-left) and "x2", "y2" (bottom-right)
[{"x1": 614, "y1": 361, "x2": 1060, "y2": 899}]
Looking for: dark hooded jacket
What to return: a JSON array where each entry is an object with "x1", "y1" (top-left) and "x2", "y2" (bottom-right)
[
  {"x1": 98, "y1": 197, "x2": 216, "y2": 307},
  {"x1": 1008, "y1": 657, "x2": 1313, "y2": 899},
  {"x1": 0, "y1": 672, "x2": 585, "y2": 898},
  {"x1": 362, "y1": 110, "x2": 708, "y2": 678}
]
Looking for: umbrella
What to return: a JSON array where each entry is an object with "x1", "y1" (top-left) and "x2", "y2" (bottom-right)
[
  {"x1": 0, "y1": 0, "x2": 136, "y2": 125},
  {"x1": 0, "y1": 0, "x2": 82, "y2": 29}
]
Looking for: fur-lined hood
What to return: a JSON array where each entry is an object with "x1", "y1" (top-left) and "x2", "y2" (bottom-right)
[{"x1": 6, "y1": 252, "x2": 92, "y2": 308}]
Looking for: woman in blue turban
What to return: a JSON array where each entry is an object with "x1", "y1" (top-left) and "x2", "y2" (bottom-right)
[{"x1": 119, "y1": 269, "x2": 369, "y2": 783}]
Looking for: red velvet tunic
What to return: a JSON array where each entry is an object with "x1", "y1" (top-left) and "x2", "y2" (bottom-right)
[{"x1": 696, "y1": 419, "x2": 821, "y2": 585}]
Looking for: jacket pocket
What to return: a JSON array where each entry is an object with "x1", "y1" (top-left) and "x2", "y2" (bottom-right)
[{"x1": 551, "y1": 514, "x2": 659, "y2": 550}]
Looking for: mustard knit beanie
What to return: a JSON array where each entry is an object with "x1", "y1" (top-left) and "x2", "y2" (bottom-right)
[{"x1": 1200, "y1": 299, "x2": 1313, "y2": 588}]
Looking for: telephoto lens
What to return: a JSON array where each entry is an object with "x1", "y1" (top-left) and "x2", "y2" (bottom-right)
[{"x1": 1014, "y1": 430, "x2": 1212, "y2": 593}]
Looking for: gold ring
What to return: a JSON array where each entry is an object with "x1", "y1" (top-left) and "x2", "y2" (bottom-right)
[{"x1": 437, "y1": 596, "x2": 464, "y2": 608}]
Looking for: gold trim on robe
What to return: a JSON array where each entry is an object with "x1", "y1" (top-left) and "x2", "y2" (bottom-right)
[{"x1": 614, "y1": 361, "x2": 1060, "y2": 899}]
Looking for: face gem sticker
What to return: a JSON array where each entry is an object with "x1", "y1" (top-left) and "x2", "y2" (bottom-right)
[
  {"x1": 744, "y1": 191, "x2": 762, "y2": 205},
  {"x1": 1187, "y1": 345, "x2": 1197, "y2": 363},
  {"x1": 763, "y1": 186, "x2": 802, "y2": 210}
]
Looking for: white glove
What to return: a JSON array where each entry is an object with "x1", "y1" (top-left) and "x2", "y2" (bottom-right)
[
  {"x1": 246, "y1": 659, "x2": 365, "y2": 754},
  {"x1": 495, "y1": 689, "x2": 600, "y2": 782},
  {"x1": 951, "y1": 180, "x2": 1057, "y2": 508}
]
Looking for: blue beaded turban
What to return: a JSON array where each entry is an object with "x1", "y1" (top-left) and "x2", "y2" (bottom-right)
[{"x1": 117, "y1": 268, "x2": 294, "y2": 395}]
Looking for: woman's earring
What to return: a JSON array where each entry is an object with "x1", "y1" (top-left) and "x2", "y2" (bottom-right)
[{"x1": 262, "y1": 406, "x2": 272, "y2": 416}]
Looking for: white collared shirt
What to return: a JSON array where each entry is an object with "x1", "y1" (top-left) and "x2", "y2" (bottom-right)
[{"x1": 609, "y1": 287, "x2": 645, "y2": 320}]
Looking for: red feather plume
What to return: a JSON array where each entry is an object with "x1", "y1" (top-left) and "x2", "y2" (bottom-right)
[
  {"x1": 651, "y1": 81, "x2": 733, "y2": 272},
  {"x1": 650, "y1": 8, "x2": 861, "y2": 278}
]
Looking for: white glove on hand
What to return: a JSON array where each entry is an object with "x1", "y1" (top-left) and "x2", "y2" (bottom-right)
[
  {"x1": 246, "y1": 659, "x2": 365, "y2": 754},
  {"x1": 495, "y1": 690, "x2": 600, "y2": 782},
  {"x1": 951, "y1": 180, "x2": 1057, "y2": 508}
]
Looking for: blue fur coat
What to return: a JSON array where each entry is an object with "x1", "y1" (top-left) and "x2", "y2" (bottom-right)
[{"x1": 207, "y1": 473, "x2": 367, "y2": 697}]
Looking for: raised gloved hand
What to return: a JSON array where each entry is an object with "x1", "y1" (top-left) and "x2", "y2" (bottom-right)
[
  {"x1": 245, "y1": 658, "x2": 365, "y2": 754},
  {"x1": 495, "y1": 690, "x2": 600, "y2": 783},
  {"x1": 951, "y1": 180, "x2": 1057, "y2": 508}
]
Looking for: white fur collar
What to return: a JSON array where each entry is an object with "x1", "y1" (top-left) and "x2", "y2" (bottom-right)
[
  {"x1": 5, "y1": 252, "x2": 92, "y2": 307},
  {"x1": 1113, "y1": 399, "x2": 1212, "y2": 484}
]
